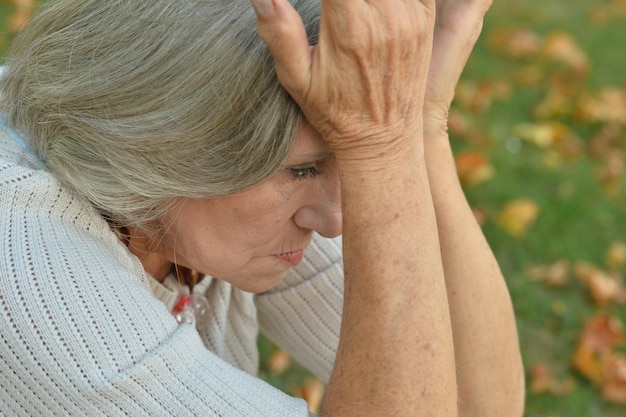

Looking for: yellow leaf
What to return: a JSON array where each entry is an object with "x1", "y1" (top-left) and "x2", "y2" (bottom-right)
[
  {"x1": 542, "y1": 31, "x2": 590, "y2": 74},
  {"x1": 607, "y1": 241, "x2": 626, "y2": 270},
  {"x1": 512, "y1": 122, "x2": 570, "y2": 148},
  {"x1": 576, "y1": 88, "x2": 626, "y2": 125},
  {"x1": 496, "y1": 199, "x2": 540, "y2": 237},
  {"x1": 572, "y1": 345, "x2": 604, "y2": 385}
]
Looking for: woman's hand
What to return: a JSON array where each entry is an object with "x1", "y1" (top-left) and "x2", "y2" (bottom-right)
[
  {"x1": 252, "y1": 0, "x2": 436, "y2": 159},
  {"x1": 424, "y1": 0, "x2": 492, "y2": 136}
]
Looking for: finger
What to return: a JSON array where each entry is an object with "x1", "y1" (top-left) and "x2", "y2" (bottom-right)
[
  {"x1": 435, "y1": 0, "x2": 491, "y2": 66},
  {"x1": 426, "y1": 1, "x2": 491, "y2": 107},
  {"x1": 250, "y1": 0, "x2": 312, "y2": 101}
]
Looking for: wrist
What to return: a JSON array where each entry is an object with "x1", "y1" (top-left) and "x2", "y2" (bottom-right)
[{"x1": 330, "y1": 124, "x2": 424, "y2": 170}]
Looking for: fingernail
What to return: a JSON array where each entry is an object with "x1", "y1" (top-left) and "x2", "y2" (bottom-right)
[{"x1": 250, "y1": 0, "x2": 275, "y2": 16}]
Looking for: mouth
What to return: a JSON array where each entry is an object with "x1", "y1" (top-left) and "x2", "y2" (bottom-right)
[{"x1": 274, "y1": 250, "x2": 304, "y2": 266}]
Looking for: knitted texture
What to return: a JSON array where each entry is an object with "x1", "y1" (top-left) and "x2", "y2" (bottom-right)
[{"x1": 0, "y1": 125, "x2": 343, "y2": 416}]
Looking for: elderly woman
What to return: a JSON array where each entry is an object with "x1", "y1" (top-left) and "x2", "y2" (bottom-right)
[{"x1": 0, "y1": 0, "x2": 524, "y2": 416}]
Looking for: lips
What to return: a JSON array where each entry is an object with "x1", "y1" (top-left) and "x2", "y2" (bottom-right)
[{"x1": 275, "y1": 250, "x2": 304, "y2": 266}]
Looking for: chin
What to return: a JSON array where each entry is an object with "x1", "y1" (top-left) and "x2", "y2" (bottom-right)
[{"x1": 234, "y1": 270, "x2": 290, "y2": 294}]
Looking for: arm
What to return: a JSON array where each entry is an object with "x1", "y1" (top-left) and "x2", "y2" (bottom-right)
[
  {"x1": 253, "y1": 0, "x2": 458, "y2": 416},
  {"x1": 423, "y1": 1, "x2": 525, "y2": 415}
]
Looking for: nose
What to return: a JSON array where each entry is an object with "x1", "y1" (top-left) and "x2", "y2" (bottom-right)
[{"x1": 293, "y1": 168, "x2": 342, "y2": 238}]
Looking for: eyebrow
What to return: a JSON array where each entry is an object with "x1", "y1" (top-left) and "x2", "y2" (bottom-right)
[
  {"x1": 282, "y1": 150, "x2": 335, "y2": 167},
  {"x1": 283, "y1": 150, "x2": 335, "y2": 167},
  {"x1": 298, "y1": 150, "x2": 335, "y2": 160}
]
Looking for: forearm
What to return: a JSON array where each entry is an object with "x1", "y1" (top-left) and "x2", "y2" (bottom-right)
[
  {"x1": 424, "y1": 134, "x2": 525, "y2": 417},
  {"x1": 252, "y1": 0, "x2": 460, "y2": 413},
  {"x1": 322, "y1": 143, "x2": 457, "y2": 417}
]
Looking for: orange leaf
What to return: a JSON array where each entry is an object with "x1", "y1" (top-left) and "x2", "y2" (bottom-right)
[
  {"x1": 265, "y1": 349, "x2": 291, "y2": 375},
  {"x1": 6, "y1": 0, "x2": 35, "y2": 33},
  {"x1": 292, "y1": 380, "x2": 325, "y2": 415},
  {"x1": 454, "y1": 152, "x2": 495, "y2": 187},
  {"x1": 529, "y1": 363, "x2": 575, "y2": 396},
  {"x1": 578, "y1": 314, "x2": 624, "y2": 354}
]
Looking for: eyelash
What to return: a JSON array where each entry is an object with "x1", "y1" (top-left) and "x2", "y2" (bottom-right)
[{"x1": 289, "y1": 166, "x2": 322, "y2": 181}]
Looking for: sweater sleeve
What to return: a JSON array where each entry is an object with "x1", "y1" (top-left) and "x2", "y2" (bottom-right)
[
  {"x1": 0, "y1": 134, "x2": 310, "y2": 416},
  {"x1": 255, "y1": 234, "x2": 344, "y2": 383}
]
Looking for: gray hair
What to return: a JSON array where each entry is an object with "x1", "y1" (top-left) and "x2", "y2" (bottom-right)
[{"x1": 1, "y1": 0, "x2": 320, "y2": 234}]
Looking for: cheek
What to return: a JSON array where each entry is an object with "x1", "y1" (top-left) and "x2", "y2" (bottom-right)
[{"x1": 232, "y1": 193, "x2": 299, "y2": 231}]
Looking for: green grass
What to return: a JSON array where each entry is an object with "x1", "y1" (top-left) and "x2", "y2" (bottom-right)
[{"x1": 457, "y1": 0, "x2": 626, "y2": 415}]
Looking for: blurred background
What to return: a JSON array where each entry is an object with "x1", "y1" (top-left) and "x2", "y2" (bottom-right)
[{"x1": 1, "y1": 0, "x2": 625, "y2": 416}]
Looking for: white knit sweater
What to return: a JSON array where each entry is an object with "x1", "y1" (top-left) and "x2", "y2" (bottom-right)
[{"x1": 0, "y1": 123, "x2": 344, "y2": 416}]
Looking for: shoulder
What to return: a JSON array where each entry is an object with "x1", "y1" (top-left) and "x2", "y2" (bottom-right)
[{"x1": 0, "y1": 122, "x2": 150, "y2": 285}]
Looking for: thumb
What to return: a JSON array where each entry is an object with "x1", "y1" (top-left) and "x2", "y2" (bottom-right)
[{"x1": 251, "y1": 0, "x2": 313, "y2": 101}]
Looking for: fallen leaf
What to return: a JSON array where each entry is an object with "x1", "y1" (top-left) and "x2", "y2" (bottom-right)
[
  {"x1": 572, "y1": 315, "x2": 625, "y2": 390},
  {"x1": 607, "y1": 241, "x2": 626, "y2": 270},
  {"x1": 526, "y1": 259, "x2": 570, "y2": 287},
  {"x1": 589, "y1": 124, "x2": 623, "y2": 159},
  {"x1": 512, "y1": 122, "x2": 571, "y2": 148},
  {"x1": 6, "y1": 0, "x2": 35, "y2": 33},
  {"x1": 595, "y1": 152, "x2": 625, "y2": 196},
  {"x1": 574, "y1": 261, "x2": 626, "y2": 305},
  {"x1": 265, "y1": 349, "x2": 291, "y2": 375},
  {"x1": 513, "y1": 64, "x2": 545, "y2": 86},
  {"x1": 447, "y1": 109, "x2": 472, "y2": 138},
  {"x1": 573, "y1": 344, "x2": 604, "y2": 385},
  {"x1": 576, "y1": 88, "x2": 626, "y2": 125},
  {"x1": 292, "y1": 379, "x2": 325, "y2": 415},
  {"x1": 588, "y1": 2, "x2": 626, "y2": 25},
  {"x1": 602, "y1": 354, "x2": 626, "y2": 404},
  {"x1": 504, "y1": 28, "x2": 543, "y2": 59},
  {"x1": 496, "y1": 199, "x2": 540, "y2": 237},
  {"x1": 542, "y1": 31, "x2": 590, "y2": 75},
  {"x1": 578, "y1": 314, "x2": 624, "y2": 354},
  {"x1": 529, "y1": 363, "x2": 575, "y2": 396},
  {"x1": 454, "y1": 152, "x2": 495, "y2": 187},
  {"x1": 534, "y1": 90, "x2": 575, "y2": 120},
  {"x1": 454, "y1": 80, "x2": 511, "y2": 114}
]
